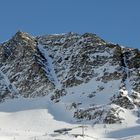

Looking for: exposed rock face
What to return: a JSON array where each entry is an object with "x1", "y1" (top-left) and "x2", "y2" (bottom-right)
[
  {"x1": 0, "y1": 31, "x2": 140, "y2": 124},
  {"x1": 0, "y1": 31, "x2": 54, "y2": 99}
]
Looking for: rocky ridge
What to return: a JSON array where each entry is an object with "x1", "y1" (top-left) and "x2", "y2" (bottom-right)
[{"x1": 0, "y1": 31, "x2": 140, "y2": 124}]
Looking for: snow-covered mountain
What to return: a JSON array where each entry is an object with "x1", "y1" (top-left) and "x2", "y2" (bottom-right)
[{"x1": 0, "y1": 31, "x2": 140, "y2": 140}]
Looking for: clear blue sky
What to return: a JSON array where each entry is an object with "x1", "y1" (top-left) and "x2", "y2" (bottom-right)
[{"x1": 0, "y1": 0, "x2": 140, "y2": 49}]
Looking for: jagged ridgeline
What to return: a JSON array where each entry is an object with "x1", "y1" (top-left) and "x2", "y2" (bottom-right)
[{"x1": 0, "y1": 31, "x2": 140, "y2": 124}]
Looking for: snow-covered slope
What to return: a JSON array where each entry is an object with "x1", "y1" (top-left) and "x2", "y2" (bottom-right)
[
  {"x1": 0, "y1": 97, "x2": 140, "y2": 140},
  {"x1": 0, "y1": 31, "x2": 140, "y2": 139}
]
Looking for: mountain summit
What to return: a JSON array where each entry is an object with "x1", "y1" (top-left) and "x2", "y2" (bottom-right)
[{"x1": 0, "y1": 31, "x2": 140, "y2": 124}]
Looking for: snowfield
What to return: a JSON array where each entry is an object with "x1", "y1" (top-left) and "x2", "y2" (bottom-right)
[
  {"x1": 0, "y1": 97, "x2": 140, "y2": 140},
  {"x1": 1, "y1": 32, "x2": 140, "y2": 140}
]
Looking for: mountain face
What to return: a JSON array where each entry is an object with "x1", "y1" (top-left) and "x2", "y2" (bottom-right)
[{"x1": 0, "y1": 31, "x2": 140, "y2": 124}]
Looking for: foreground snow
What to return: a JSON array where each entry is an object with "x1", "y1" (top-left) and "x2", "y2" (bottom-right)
[{"x1": 0, "y1": 97, "x2": 140, "y2": 140}]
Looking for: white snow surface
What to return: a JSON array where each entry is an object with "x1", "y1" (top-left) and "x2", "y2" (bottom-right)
[
  {"x1": 37, "y1": 43, "x2": 61, "y2": 89},
  {"x1": 0, "y1": 97, "x2": 140, "y2": 140},
  {"x1": 1, "y1": 33, "x2": 140, "y2": 140},
  {"x1": 0, "y1": 68, "x2": 19, "y2": 95}
]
